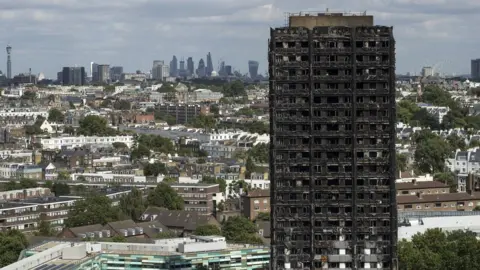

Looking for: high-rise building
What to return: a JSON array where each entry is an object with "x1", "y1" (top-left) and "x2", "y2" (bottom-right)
[
  {"x1": 6, "y1": 44, "x2": 11, "y2": 80},
  {"x1": 248, "y1": 60, "x2": 259, "y2": 79},
  {"x1": 225, "y1": 65, "x2": 232, "y2": 76},
  {"x1": 197, "y1": 59, "x2": 206, "y2": 77},
  {"x1": 206, "y1": 52, "x2": 213, "y2": 76},
  {"x1": 471, "y1": 59, "x2": 480, "y2": 79},
  {"x1": 91, "y1": 62, "x2": 99, "y2": 82},
  {"x1": 218, "y1": 61, "x2": 226, "y2": 76},
  {"x1": 187, "y1": 57, "x2": 195, "y2": 76},
  {"x1": 97, "y1": 64, "x2": 110, "y2": 83},
  {"x1": 170, "y1": 56, "x2": 178, "y2": 77},
  {"x1": 152, "y1": 61, "x2": 169, "y2": 81},
  {"x1": 421, "y1": 66, "x2": 433, "y2": 77},
  {"x1": 269, "y1": 12, "x2": 397, "y2": 269},
  {"x1": 62, "y1": 67, "x2": 86, "y2": 85},
  {"x1": 110, "y1": 66, "x2": 124, "y2": 82}
]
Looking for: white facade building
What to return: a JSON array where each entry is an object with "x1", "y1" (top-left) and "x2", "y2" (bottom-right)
[
  {"x1": 417, "y1": 103, "x2": 450, "y2": 123},
  {"x1": 40, "y1": 135, "x2": 134, "y2": 150},
  {"x1": 0, "y1": 109, "x2": 48, "y2": 118},
  {"x1": 71, "y1": 172, "x2": 164, "y2": 184}
]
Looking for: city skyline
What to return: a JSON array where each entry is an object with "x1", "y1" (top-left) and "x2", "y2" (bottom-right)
[{"x1": 0, "y1": 0, "x2": 477, "y2": 77}]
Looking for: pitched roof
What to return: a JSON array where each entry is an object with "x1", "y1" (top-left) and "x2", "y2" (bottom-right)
[
  {"x1": 141, "y1": 207, "x2": 219, "y2": 231},
  {"x1": 67, "y1": 224, "x2": 104, "y2": 236},
  {"x1": 106, "y1": 220, "x2": 137, "y2": 232},
  {"x1": 397, "y1": 192, "x2": 480, "y2": 204},
  {"x1": 396, "y1": 181, "x2": 448, "y2": 190}
]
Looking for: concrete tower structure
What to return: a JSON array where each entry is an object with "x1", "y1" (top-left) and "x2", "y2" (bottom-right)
[
  {"x1": 269, "y1": 12, "x2": 397, "y2": 270},
  {"x1": 6, "y1": 44, "x2": 12, "y2": 79}
]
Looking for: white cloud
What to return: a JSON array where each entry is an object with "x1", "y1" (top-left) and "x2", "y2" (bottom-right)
[{"x1": 0, "y1": 0, "x2": 476, "y2": 77}]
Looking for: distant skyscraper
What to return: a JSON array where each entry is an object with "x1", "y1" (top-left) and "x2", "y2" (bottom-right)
[
  {"x1": 472, "y1": 59, "x2": 480, "y2": 79},
  {"x1": 248, "y1": 60, "x2": 259, "y2": 79},
  {"x1": 187, "y1": 57, "x2": 194, "y2": 76},
  {"x1": 152, "y1": 60, "x2": 169, "y2": 81},
  {"x1": 218, "y1": 61, "x2": 226, "y2": 76},
  {"x1": 6, "y1": 44, "x2": 12, "y2": 80},
  {"x1": 62, "y1": 67, "x2": 86, "y2": 85},
  {"x1": 97, "y1": 64, "x2": 110, "y2": 83},
  {"x1": 170, "y1": 56, "x2": 178, "y2": 77},
  {"x1": 179, "y1": 59, "x2": 185, "y2": 71},
  {"x1": 206, "y1": 52, "x2": 213, "y2": 76},
  {"x1": 91, "y1": 62, "x2": 99, "y2": 82},
  {"x1": 225, "y1": 65, "x2": 232, "y2": 76},
  {"x1": 110, "y1": 66, "x2": 124, "y2": 82},
  {"x1": 197, "y1": 58, "x2": 206, "y2": 77}
]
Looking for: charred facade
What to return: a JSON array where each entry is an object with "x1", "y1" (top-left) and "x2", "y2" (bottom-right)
[{"x1": 269, "y1": 13, "x2": 397, "y2": 270}]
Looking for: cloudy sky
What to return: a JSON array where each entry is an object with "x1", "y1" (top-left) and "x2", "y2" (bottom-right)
[{"x1": 0, "y1": 0, "x2": 477, "y2": 78}]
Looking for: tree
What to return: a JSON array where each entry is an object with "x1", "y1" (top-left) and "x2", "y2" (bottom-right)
[
  {"x1": 0, "y1": 230, "x2": 28, "y2": 267},
  {"x1": 414, "y1": 133, "x2": 451, "y2": 174},
  {"x1": 52, "y1": 182, "x2": 70, "y2": 196},
  {"x1": 255, "y1": 212, "x2": 270, "y2": 221},
  {"x1": 396, "y1": 153, "x2": 408, "y2": 173},
  {"x1": 119, "y1": 188, "x2": 146, "y2": 221},
  {"x1": 195, "y1": 224, "x2": 221, "y2": 236},
  {"x1": 144, "y1": 162, "x2": 167, "y2": 177},
  {"x1": 21, "y1": 91, "x2": 37, "y2": 101},
  {"x1": 44, "y1": 180, "x2": 53, "y2": 189},
  {"x1": 113, "y1": 100, "x2": 131, "y2": 110},
  {"x1": 446, "y1": 134, "x2": 467, "y2": 152},
  {"x1": 187, "y1": 115, "x2": 216, "y2": 130},
  {"x1": 157, "y1": 84, "x2": 176, "y2": 93},
  {"x1": 248, "y1": 143, "x2": 269, "y2": 164},
  {"x1": 78, "y1": 115, "x2": 117, "y2": 136},
  {"x1": 35, "y1": 216, "x2": 55, "y2": 237},
  {"x1": 57, "y1": 171, "x2": 70, "y2": 181},
  {"x1": 223, "y1": 80, "x2": 246, "y2": 97},
  {"x1": 398, "y1": 229, "x2": 480, "y2": 270},
  {"x1": 156, "y1": 231, "x2": 177, "y2": 239},
  {"x1": 201, "y1": 176, "x2": 226, "y2": 193},
  {"x1": 221, "y1": 216, "x2": 263, "y2": 244},
  {"x1": 19, "y1": 178, "x2": 39, "y2": 189},
  {"x1": 434, "y1": 172, "x2": 457, "y2": 192},
  {"x1": 154, "y1": 111, "x2": 177, "y2": 125},
  {"x1": 135, "y1": 134, "x2": 175, "y2": 154},
  {"x1": 103, "y1": 85, "x2": 115, "y2": 94},
  {"x1": 63, "y1": 126, "x2": 76, "y2": 135},
  {"x1": 162, "y1": 177, "x2": 177, "y2": 184},
  {"x1": 66, "y1": 195, "x2": 121, "y2": 227},
  {"x1": 5, "y1": 180, "x2": 17, "y2": 191},
  {"x1": 112, "y1": 142, "x2": 128, "y2": 150},
  {"x1": 130, "y1": 144, "x2": 151, "y2": 160},
  {"x1": 48, "y1": 108, "x2": 65, "y2": 123},
  {"x1": 111, "y1": 235, "x2": 127, "y2": 242},
  {"x1": 147, "y1": 183, "x2": 184, "y2": 210}
]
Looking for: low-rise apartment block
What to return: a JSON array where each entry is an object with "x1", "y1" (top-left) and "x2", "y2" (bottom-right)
[
  {"x1": 396, "y1": 180, "x2": 449, "y2": 196},
  {"x1": 156, "y1": 103, "x2": 206, "y2": 124},
  {"x1": 241, "y1": 189, "x2": 270, "y2": 220},
  {"x1": 40, "y1": 135, "x2": 134, "y2": 150},
  {"x1": 170, "y1": 183, "x2": 222, "y2": 213},
  {"x1": 0, "y1": 163, "x2": 43, "y2": 180},
  {"x1": 0, "y1": 188, "x2": 140, "y2": 233}
]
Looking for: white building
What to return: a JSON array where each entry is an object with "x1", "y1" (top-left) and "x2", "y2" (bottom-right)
[
  {"x1": 40, "y1": 135, "x2": 134, "y2": 150},
  {"x1": 0, "y1": 109, "x2": 48, "y2": 118},
  {"x1": 188, "y1": 89, "x2": 224, "y2": 103},
  {"x1": 1, "y1": 87, "x2": 24, "y2": 98},
  {"x1": 71, "y1": 172, "x2": 164, "y2": 184},
  {"x1": 399, "y1": 215, "x2": 480, "y2": 241},
  {"x1": 39, "y1": 119, "x2": 55, "y2": 134},
  {"x1": 417, "y1": 103, "x2": 450, "y2": 123}
]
